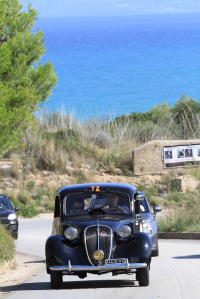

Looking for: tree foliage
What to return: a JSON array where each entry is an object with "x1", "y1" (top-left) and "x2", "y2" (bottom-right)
[
  {"x1": 112, "y1": 96, "x2": 200, "y2": 141},
  {"x1": 172, "y1": 95, "x2": 200, "y2": 124},
  {"x1": 0, "y1": 0, "x2": 57, "y2": 154},
  {"x1": 172, "y1": 96, "x2": 200, "y2": 138},
  {"x1": 114, "y1": 101, "x2": 173, "y2": 125},
  {"x1": 149, "y1": 101, "x2": 173, "y2": 124}
]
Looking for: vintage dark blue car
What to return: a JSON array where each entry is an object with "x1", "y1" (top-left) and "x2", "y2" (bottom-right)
[{"x1": 45, "y1": 183, "x2": 155, "y2": 289}]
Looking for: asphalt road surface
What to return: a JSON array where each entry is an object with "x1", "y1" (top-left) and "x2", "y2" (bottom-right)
[{"x1": 3, "y1": 217, "x2": 200, "y2": 299}]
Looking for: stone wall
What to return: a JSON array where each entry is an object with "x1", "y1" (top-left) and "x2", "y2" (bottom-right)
[{"x1": 132, "y1": 139, "x2": 200, "y2": 175}]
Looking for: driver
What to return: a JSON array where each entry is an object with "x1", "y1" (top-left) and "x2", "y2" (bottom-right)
[{"x1": 103, "y1": 194, "x2": 128, "y2": 213}]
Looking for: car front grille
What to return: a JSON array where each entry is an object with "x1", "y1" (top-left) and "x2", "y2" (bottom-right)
[
  {"x1": 84, "y1": 225, "x2": 112, "y2": 266},
  {"x1": 0, "y1": 218, "x2": 9, "y2": 225}
]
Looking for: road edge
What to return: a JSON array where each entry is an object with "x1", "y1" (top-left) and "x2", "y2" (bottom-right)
[{"x1": 158, "y1": 232, "x2": 200, "y2": 239}]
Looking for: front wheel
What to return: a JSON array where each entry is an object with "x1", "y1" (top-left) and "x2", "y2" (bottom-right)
[
  {"x1": 152, "y1": 247, "x2": 159, "y2": 257},
  {"x1": 50, "y1": 270, "x2": 63, "y2": 289},
  {"x1": 152, "y1": 240, "x2": 159, "y2": 257},
  {"x1": 12, "y1": 232, "x2": 18, "y2": 240},
  {"x1": 137, "y1": 266, "x2": 149, "y2": 286}
]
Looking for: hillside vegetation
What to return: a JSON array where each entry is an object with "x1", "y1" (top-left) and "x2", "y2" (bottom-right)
[{"x1": 0, "y1": 96, "x2": 200, "y2": 232}]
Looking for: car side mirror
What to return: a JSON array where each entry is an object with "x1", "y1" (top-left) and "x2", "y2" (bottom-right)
[
  {"x1": 153, "y1": 206, "x2": 162, "y2": 216},
  {"x1": 14, "y1": 207, "x2": 20, "y2": 212}
]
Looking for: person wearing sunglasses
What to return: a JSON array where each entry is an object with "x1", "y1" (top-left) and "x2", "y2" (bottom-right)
[{"x1": 72, "y1": 200, "x2": 85, "y2": 214}]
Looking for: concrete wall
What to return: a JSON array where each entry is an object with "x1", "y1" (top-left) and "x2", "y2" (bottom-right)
[{"x1": 132, "y1": 139, "x2": 200, "y2": 175}]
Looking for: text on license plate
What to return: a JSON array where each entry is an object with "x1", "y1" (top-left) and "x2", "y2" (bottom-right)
[{"x1": 105, "y1": 258, "x2": 126, "y2": 264}]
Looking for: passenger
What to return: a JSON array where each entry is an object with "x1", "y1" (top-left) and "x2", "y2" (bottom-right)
[
  {"x1": 103, "y1": 193, "x2": 128, "y2": 213},
  {"x1": 72, "y1": 199, "x2": 85, "y2": 214}
]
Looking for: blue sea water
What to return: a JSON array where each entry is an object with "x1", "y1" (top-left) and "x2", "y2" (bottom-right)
[{"x1": 36, "y1": 13, "x2": 200, "y2": 119}]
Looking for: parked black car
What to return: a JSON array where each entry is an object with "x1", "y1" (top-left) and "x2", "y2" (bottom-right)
[
  {"x1": 138, "y1": 192, "x2": 162, "y2": 256},
  {"x1": 46, "y1": 183, "x2": 155, "y2": 289},
  {"x1": 0, "y1": 195, "x2": 19, "y2": 239}
]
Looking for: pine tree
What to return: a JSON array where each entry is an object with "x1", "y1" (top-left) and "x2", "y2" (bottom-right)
[{"x1": 0, "y1": 0, "x2": 57, "y2": 154}]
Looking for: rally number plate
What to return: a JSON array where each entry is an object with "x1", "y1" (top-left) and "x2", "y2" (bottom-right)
[{"x1": 105, "y1": 258, "x2": 126, "y2": 265}]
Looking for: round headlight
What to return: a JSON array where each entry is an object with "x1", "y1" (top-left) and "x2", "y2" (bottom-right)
[
  {"x1": 118, "y1": 225, "x2": 131, "y2": 238},
  {"x1": 8, "y1": 214, "x2": 17, "y2": 221},
  {"x1": 64, "y1": 227, "x2": 78, "y2": 240}
]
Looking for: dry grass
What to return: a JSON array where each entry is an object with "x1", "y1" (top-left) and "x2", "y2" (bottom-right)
[
  {"x1": 0, "y1": 259, "x2": 17, "y2": 276},
  {"x1": 3, "y1": 104, "x2": 200, "y2": 217},
  {"x1": 15, "y1": 106, "x2": 200, "y2": 180},
  {"x1": 19, "y1": 110, "x2": 138, "y2": 176}
]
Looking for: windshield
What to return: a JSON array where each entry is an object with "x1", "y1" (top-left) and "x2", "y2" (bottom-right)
[
  {"x1": 0, "y1": 197, "x2": 13, "y2": 211},
  {"x1": 140, "y1": 198, "x2": 151, "y2": 213},
  {"x1": 63, "y1": 192, "x2": 130, "y2": 216}
]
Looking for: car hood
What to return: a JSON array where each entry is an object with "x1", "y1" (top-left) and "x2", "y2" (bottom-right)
[
  {"x1": 64, "y1": 213, "x2": 131, "y2": 222},
  {"x1": 62, "y1": 216, "x2": 133, "y2": 232},
  {"x1": 141, "y1": 213, "x2": 154, "y2": 222}
]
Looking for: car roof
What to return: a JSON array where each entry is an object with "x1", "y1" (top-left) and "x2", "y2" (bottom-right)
[
  {"x1": 58, "y1": 183, "x2": 137, "y2": 198},
  {"x1": 0, "y1": 195, "x2": 10, "y2": 200}
]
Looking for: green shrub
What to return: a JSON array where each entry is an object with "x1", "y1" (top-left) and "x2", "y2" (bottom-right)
[
  {"x1": 157, "y1": 213, "x2": 200, "y2": 232},
  {"x1": 167, "y1": 192, "x2": 184, "y2": 203},
  {"x1": 32, "y1": 188, "x2": 49, "y2": 205},
  {"x1": 137, "y1": 184, "x2": 160, "y2": 206},
  {"x1": 17, "y1": 191, "x2": 32, "y2": 205},
  {"x1": 157, "y1": 197, "x2": 200, "y2": 232},
  {"x1": 18, "y1": 205, "x2": 38, "y2": 218},
  {"x1": 0, "y1": 226, "x2": 15, "y2": 263},
  {"x1": 9, "y1": 197, "x2": 39, "y2": 218},
  {"x1": 27, "y1": 181, "x2": 35, "y2": 191}
]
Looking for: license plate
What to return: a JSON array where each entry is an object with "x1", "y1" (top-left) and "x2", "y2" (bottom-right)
[{"x1": 105, "y1": 258, "x2": 126, "y2": 265}]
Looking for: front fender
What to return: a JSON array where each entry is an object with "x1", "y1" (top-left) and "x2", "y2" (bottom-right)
[
  {"x1": 45, "y1": 235, "x2": 89, "y2": 269},
  {"x1": 113, "y1": 232, "x2": 152, "y2": 265}
]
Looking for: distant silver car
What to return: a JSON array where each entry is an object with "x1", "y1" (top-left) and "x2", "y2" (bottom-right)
[{"x1": 138, "y1": 192, "x2": 162, "y2": 257}]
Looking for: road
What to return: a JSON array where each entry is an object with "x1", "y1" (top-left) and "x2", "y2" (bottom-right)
[{"x1": 2, "y1": 217, "x2": 200, "y2": 299}]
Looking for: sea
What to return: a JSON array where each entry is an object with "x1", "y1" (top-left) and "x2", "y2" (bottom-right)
[{"x1": 35, "y1": 13, "x2": 200, "y2": 120}]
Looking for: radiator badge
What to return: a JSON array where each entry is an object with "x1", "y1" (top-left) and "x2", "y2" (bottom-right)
[
  {"x1": 100, "y1": 231, "x2": 107, "y2": 237},
  {"x1": 93, "y1": 250, "x2": 104, "y2": 260}
]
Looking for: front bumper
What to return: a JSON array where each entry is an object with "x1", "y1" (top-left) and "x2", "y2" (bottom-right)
[{"x1": 50, "y1": 260, "x2": 147, "y2": 273}]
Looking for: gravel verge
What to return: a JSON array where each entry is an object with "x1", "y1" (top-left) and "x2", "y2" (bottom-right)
[{"x1": 0, "y1": 253, "x2": 45, "y2": 297}]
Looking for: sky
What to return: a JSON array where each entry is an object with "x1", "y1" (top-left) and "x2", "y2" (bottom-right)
[{"x1": 20, "y1": 0, "x2": 200, "y2": 17}]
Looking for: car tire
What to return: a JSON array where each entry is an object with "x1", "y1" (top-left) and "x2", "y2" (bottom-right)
[
  {"x1": 152, "y1": 240, "x2": 159, "y2": 257},
  {"x1": 152, "y1": 247, "x2": 159, "y2": 257},
  {"x1": 137, "y1": 266, "x2": 149, "y2": 286},
  {"x1": 50, "y1": 270, "x2": 63, "y2": 289},
  {"x1": 46, "y1": 264, "x2": 50, "y2": 274},
  {"x1": 12, "y1": 232, "x2": 18, "y2": 240}
]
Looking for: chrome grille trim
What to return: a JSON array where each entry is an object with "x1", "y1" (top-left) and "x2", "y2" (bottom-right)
[{"x1": 84, "y1": 224, "x2": 113, "y2": 266}]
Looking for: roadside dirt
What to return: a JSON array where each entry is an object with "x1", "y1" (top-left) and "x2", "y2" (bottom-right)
[
  {"x1": 0, "y1": 253, "x2": 45, "y2": 297},
  {"x1": 0, "y1": 213, "x2": 51, "y2": 297}
]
